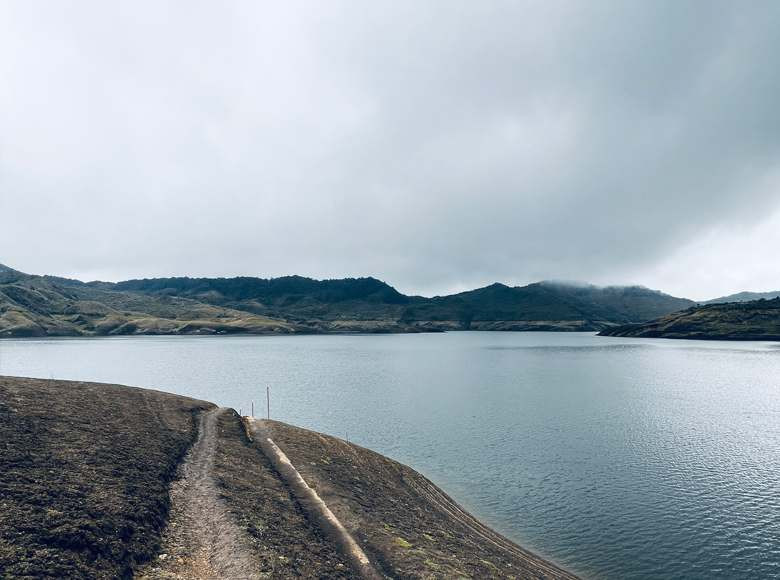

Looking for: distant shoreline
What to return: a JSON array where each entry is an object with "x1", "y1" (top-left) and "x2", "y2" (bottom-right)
[
  {"x1": 0, "y1": 265, "x2": 692, "y2": 339},
  {"x1": 0, "y1": 325, "x2": 603, "y2": 339},
  {"x1": 599, "y1": 297, "x2": 780, "y2": 341}
]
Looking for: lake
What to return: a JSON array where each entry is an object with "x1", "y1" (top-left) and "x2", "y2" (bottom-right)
[{"x1": 1, "y1": 332, "x2": 778, "y2": 579}]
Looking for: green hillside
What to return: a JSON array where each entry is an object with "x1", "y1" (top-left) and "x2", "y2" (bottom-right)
[
  {"x1": 0, "y1": 266, "x2": 291, "y2": 337},
  {"x1": 401, "y1": 282, "x2": 692, "y2": 329},
  {"x1": 0, "y1": 264, "x2": 693, "y2": 337},
  {"x1": 599, "y1": 298, "x2": 780, "y2": 340}
]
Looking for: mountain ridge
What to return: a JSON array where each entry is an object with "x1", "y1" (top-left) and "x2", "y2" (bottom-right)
[
  {"x1": 702, "y1": 290, "x2": 780, "y2": 304},
  {"x1": 0, "y1": 264, "x2": 694, "y2": 337}
]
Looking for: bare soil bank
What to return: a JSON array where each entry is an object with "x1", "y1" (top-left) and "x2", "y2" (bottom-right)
[
  {"x1": 259, "y1": 420, "x2": 577, "y2": 579},
  {"x1": 210, "y1": 409, "x2": 352, "y2": 577},
  {"x1": 0, "y1": 377, "x2": 213, "y2": 578},
  {"x1": 138, "y1": 408, "x2": 260, "y2": 579},
  {"x1": 1, "y1": 377, "x2": 576, "y2": 579}
]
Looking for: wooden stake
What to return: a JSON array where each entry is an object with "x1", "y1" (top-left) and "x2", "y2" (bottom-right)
[
  {"x1": 266, "y1": 386, "x2": 270, "y2": 420},
  {"x1": 251, "y1": 400, "x2": 254, "y2": 418}
]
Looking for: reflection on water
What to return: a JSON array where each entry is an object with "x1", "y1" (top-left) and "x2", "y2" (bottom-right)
[{"x1": 1, "y1": 332, "x2": 779, "y2": 579}]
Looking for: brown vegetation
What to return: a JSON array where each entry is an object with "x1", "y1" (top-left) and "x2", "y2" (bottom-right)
[
  {"x1": 1, "y1": 377, "x2": 576, "y2": 579},
  {"x1": 261, "y1": 420, "x2": 577, "y2": 579},
  {"x1": 210, "y1": 410, "x2": 352, "y2": 577},
  {"x1": 0, "y1": 377, "x2": 213, "y2": 578}
]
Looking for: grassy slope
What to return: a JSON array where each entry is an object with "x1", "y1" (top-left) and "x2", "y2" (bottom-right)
[
  {"x1": 599, "y1": 298, "x2": 780, "y2": 340},
  {"x1": 0, "y1": 265, "x2": 693, "y2": 336},
  {"x1": 0, "y1": 377, "x2": 213, "y2": 578},
  {"x1": 0, "y1": 275, "x2": 292, "y2": 337},
  {"x1": 94, "y1": 277, "x2": 694, "y2": 332}
]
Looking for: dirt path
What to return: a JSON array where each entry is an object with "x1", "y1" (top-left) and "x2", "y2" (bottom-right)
[{"x1": 140, "y1": 408, "x2": 259, "y2": 579}]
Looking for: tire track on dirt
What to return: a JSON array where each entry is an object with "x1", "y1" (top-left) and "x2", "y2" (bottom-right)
[{"x1": 140, "y1": 408, "x2": 259, "y2": 579}]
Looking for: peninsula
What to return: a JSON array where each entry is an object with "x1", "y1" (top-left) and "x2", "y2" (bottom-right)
[
  {"x1": 599, "y1": 297, "x2": 780, "y2": 340},
  {"x1": 0, "y1": 376, "x2": 576, "y2": 579}
]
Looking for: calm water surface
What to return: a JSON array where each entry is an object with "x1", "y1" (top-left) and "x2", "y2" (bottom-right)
[{"x1": 1, "y1": 332, "x2": 778, "y2": 579}]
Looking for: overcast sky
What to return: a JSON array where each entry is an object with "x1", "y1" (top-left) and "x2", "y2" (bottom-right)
[{"x1": 2, "y1": 1, "x2": 779, "y2": 300}]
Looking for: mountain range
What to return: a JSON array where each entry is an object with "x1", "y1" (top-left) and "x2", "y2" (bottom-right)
[
  {"x1": 0, "y1": 264, "x2": 694, "y2": 337},
  {"x1": 702, "y1": 290, "x2": 780, "y2": 304}
]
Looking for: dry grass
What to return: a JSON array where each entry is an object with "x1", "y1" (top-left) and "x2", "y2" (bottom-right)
[
  {"x1": 264, "y1": 420, "x2": 577, "y2": 579},
  {"x1": 211, "y1": 411, "x2": 352, "y2": 578},
  {"x1": 0, "y1": 377, "x2": 213, "y2": 578}
]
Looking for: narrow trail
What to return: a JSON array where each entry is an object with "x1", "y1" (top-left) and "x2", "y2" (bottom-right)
[{"x1": 140, "y1": 408, "x2": 258, "y2": 580}]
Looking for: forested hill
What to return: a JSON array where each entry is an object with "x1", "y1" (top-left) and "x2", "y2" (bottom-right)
[
  {"x1": 103, "y1": 275, "x2": 409, "y2": 305},
  {"x1": 0, "y1": 265, "x2": 693, "y2": 337},
  {"x1": 401, "y1": 282, "x2": 692, "y2": 329}
]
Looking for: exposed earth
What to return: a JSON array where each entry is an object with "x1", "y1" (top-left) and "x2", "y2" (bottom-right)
[
  {"x1": 138, "y1": 408, "x2": 259, "y2": 579},
  {"x1": 0, "y1": 377, "x2": 212, "y2": 578},
  {"x1": 0, "y1": 376, "x2": 577, "y2": 579},
  {"x1": 255, "y1": 419, "x2": 577, "y2": 579}
]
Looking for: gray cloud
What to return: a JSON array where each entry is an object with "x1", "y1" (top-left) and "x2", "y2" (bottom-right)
[{"x1": 2, "y1": 1, "x2": 780, "y2": 298}]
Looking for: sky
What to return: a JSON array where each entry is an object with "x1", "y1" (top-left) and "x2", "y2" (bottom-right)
[{"x1": 1, "y1": 1, "x2": 779, "y2": 301}]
